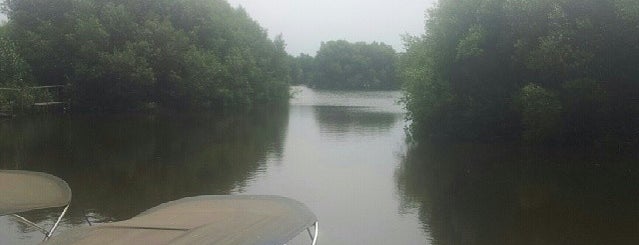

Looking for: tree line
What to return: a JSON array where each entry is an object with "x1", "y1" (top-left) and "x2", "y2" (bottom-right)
[
  {"x1": 290, "y1": 40, "x2": 399, "y2": 90},
  {"x1": 401, "y1": 0, "x2": 639, "y2": 145},
  {"x1": 0, "y1": 0, "x2": 290, "y2": 112},
  {"x1": 1, "y1": 0, "x2": 401, "y2": 113},
  {"x1": 4, "y1": 0, "x2": 635, "y2": 146}
]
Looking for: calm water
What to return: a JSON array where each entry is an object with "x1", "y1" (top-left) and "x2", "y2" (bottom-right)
[{"x1": 1, "y1": 86, "x2": 638, "y2": 244}]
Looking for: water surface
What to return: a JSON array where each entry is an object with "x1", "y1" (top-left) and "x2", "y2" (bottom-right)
[
  {"x1": 1, "y1": 86, "x2": 638, "y2": 244},
  {"x1": 0, "y1": 86, "x2": 426, "y2": 244}
]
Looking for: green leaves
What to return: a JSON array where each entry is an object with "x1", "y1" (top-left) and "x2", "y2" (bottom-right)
[
  {"x1": 0, "y1": 36, "x2": 30, "y2": 86},
  {"x1": 516, "y1": 84, "x2": 562, "y2": 143},
  {"x1": 0, "y1": 36, "x2": 38, "y2": 110},
  {"x1": 312, "y1": 40, "x2": 399, "y2": 90},
  {"x1": 456, "y1": 25, "x2": 486, "y2": 60},
  {"x1": 4, "y1": 0, "x2": 290, "y2": 112},
  {"x1": 402, "y1": 0, "x2": 639, "y2": 144}
]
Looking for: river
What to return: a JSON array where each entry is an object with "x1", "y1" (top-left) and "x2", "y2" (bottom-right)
[{"x1": 1, "y1": 86, "x2": 638, "y2": 244}]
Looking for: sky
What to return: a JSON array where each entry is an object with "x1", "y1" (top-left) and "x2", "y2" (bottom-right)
[{"x1": 226, "y1": 0, "x2": 435, "y2": 55}]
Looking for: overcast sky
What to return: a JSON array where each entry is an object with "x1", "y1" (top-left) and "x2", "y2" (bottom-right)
[
  {"x1": 226, "y1": 0, "x2": 435, "y2": 55},
  {"x1": 0, "y1": 0, "x2": 436, "y2": 55}
]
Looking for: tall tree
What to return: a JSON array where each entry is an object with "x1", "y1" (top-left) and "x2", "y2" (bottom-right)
[
  {"x1": 3, "y1": 0, "x2": 290, "y2": 112},
  {"x1": 402, "y1": 0, "x2": 639, "y2": 145}
]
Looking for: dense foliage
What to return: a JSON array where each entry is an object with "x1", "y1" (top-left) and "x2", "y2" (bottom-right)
[
  {"x1": 2, "y1": 0, "x2": 290, "y2": 112},
  {"x1": 0, "y1": 34, "x2": 39, "y2": 110},
  {"x1": 0, "y1": 36, "x2": 29, "y2": 87},
  {"x1": 288, "y1": 53, "x2": 315, "y2": 85},
  {"x1": 310, "y1": 40, "x2": 399, "y2": 90},
  {"x1": 402, "y1": 0, "x2": 639, "y2": 145}
]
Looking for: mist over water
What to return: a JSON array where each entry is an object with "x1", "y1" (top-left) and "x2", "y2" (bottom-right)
[{"x1": 226, "y1": 0, "x2": 435, "y2": 55}]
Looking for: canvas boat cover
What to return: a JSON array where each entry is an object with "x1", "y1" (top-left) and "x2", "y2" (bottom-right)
[
  {"x1": 44, "y1": 195, "x2": 317, "y2": 245},
  {"x1": 0, "y1": 170, "x2": 72, "y2": 216}
]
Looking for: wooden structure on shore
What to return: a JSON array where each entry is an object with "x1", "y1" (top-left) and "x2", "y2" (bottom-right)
[{"x1": 0, "y1": 85, "x2": 68, "y2": 116}]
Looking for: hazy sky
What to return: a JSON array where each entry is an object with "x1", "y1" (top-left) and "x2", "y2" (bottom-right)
[
  {"x1": 226, "y1": 0, "x2": 435, "y2": 55},
  {"x1": 0, "y1": 0, "x2": 436, "y2": 55}
]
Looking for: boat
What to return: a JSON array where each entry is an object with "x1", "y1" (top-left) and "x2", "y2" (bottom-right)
[
  {"x1": 0, "y1": 170, "x2": 71, "y2": 238},
  {"x1": 0, "y1": 170, "x2": 319, "y2": 245}
]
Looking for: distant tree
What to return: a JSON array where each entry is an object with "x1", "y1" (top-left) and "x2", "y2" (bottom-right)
[
  {"x1": 289, "y1": 53, "x2": 315, "y2": 85},
  {"x1": 312, "y1": 40, "x2": 398, "y2": 90}
]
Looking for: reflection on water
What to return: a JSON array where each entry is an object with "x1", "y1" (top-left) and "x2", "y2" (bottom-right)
[
  {"x1": 290, "y1": 86, "x2": 403, "y2": 113},
  {"x1": 397, "y1": 143, "x2": 639, "y2": 245},
  {"x1": 0, "y1": 109, "x2": 289, "y2": 243},
  {"x1": 238, "y1": 86, "x2": 425, "y2": 244},
  {"x1": 313, "y1": 106, "x2": 401, "y2": 136},
  {"x1": 0, "y1": 86, "x2": 426, "y2": 245},
  {"x1": 4, "y1": 85, "x2": 635, "y2": 245}
]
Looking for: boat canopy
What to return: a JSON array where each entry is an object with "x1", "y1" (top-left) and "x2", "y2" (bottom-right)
[
  {"x1": 0, "y1": 170, "x2": 72, "y2": 240},
  {"x1": 44, "y1": 195, "x2": 318, "y2": 245},
  {"x1": 0, "y1": 170, "x2": 71, "y2": 216},
  {"x1": 1, "y1": 170, "x2": 318, "y2": 244}
]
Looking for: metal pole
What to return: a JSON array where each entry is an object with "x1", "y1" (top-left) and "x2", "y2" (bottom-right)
[
  {"x1": 11, "y1": 214, "x2": 49, "y2": 234},
  {"x1": 311, "y1": 222, "x2": 319, "y2": 245},
  {"x1": 44, "y1": 204, "x2": 70, "y2": 241}
]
